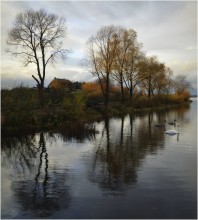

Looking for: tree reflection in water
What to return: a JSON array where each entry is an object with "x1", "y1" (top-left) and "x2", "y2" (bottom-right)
[
  {"x1": 2, "y1": 132, "x2": 70, "y2": 218},
  {"x1": 88, "y1": 112, "x2": 166, "y2": 195},
  {"x1": 34, "y1": 133, "x2": 49, "y2": 198},
  {"x1": 1, "y1": 105, "x2": 191, "y2": 217},
  {"x1": 1, "y1": 133, "x2": 37, "y2": 175}
]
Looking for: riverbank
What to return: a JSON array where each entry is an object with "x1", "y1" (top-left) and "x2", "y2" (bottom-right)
[
  {"x1": 1, "y1": 86, "x2": 191, "y2": 133},
  {"x1": 1, "y1": 100, "x2": 191, "y2": 135}
]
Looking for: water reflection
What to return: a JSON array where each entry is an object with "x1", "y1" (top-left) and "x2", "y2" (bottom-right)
[
  {"x1": 1, "y1": 103, "x2": 196, "y2": 219},
  {"x1": 1, "y1": 133, "x2": 37, "y2": 175},
  {"x1": 2, "y1": 133, "x2": 70, "y2": 218},
  {"x1": 88, "y1": 103, "x2": 189, "y2": 195},
  {"x1": 34, "y1": 133, "x2": 49, "y2": 197},
  {"x1": 88, "y1": 112, "x2": 166, "y2": 195}
]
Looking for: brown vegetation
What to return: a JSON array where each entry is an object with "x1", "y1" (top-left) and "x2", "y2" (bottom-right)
[
  {"x1": 4, "y1": 10, "x2": 192, "y2": 133},
  {"x1": 85, "y1": 25, "x2": 191, "y2": 109}
]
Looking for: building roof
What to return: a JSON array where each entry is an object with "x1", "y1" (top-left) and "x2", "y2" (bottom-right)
[{"x1": 48, "y1": 78, "x2": 72, "y2": 90}]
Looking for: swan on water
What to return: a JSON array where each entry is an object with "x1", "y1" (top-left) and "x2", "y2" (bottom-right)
[{"x1": 165, "y1": 125, "x2": 179, "y2": 135}]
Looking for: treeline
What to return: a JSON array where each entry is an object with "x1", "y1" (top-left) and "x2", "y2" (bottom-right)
[
  {"x1": 86, "y1": 25, "x2": 191, "y2": 107},
  {"x1": 1, "y1": 83, "x2": 190, "y2": 130},
  {"x1": 2, "y1": 10, "x2": 192, "y2": 130},
  {"x1": 82, "y1": 81, "x2": 191, "y2": 109},
  {"x1": 5, "y1": 9, "x2": 191, "y2": 110}
]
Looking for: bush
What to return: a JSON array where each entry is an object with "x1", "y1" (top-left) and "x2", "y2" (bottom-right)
[
  {"x1": 1, "y1": 87, "x2": 39, "y2": 128},
  {"x1": 62, "y1": 92, "x2": 86, "y2": 118}
]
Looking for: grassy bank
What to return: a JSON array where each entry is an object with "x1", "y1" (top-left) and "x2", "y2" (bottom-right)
[{"x1": 1, "y1": 86, "x2": 191, "y2": 132}]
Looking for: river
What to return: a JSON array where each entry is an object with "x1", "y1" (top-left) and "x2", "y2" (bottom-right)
[{"x1": 1, "y1": 99, "x2": 197, "y2": 219}]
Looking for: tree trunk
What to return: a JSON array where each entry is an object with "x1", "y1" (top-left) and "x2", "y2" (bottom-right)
[
  {"x1": 104, "y1": 73, "x2": 110, "y2": 110},
  {"x1": 129, "y1": 79, "x2": 133, "y2": 104},
  {"x1": 32, "y1": 72, "x2": 45, "y2": 108},
  {"x1": 148, "y1": 88, "x2": 151, "y2": 99},
  {"x1": 129, "y1": 88, "x2": 133, "y2": 103},
  {"x1": 38, "y1": 86, "x2": 44, "y2": 108},
  {"x1": 148, "y1": 77, "x2": 151, "y2": 99},
  {"x1": 120, "y1": 80, "x2": 124, "y2": 103}
]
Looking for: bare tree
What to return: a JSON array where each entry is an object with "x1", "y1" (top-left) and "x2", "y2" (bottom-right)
[
  {"x1": 7, "y1": 9, "x2": 68, "y2": 107},
  {"x1": 173, "y1": 74, "x2": 191, "y2": 95},
  {"x1": 86, "y1": 25, "x2": 119, "y2": 109}
]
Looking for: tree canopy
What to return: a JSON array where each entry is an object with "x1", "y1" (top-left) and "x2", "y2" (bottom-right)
[{"x1": 7, "y1": 9, "x2": 68, "y2": 107}]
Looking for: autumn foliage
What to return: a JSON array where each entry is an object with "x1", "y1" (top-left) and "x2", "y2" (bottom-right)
[{"x1": 82, "y1": 82, "x2": 102, "y2": 94}]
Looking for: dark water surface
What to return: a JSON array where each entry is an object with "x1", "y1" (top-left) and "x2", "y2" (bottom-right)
[{"x1": 1, "y1": 99, "x2": 197, "y2": 219}]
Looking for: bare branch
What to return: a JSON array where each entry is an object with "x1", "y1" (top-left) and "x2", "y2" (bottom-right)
[
  {"x1": 6, "y1": 8, "x2": 68, "y2": 95},
  {"x1": 32, "y1": 75, "x2": 40, "y2": 86}
]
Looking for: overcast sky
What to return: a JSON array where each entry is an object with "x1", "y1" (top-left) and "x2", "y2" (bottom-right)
[{"x1": 1, "y1": 1, "x2": 197, "y2": 94}]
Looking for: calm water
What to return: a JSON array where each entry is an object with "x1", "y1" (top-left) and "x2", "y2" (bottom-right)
[{"x1": 1, "y1": 99, "x2": 197, "y2": 219}]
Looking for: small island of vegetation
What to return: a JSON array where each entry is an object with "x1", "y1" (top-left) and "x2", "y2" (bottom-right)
[{"x1": 1, "y1": 9, "x2": 192, "y2": 133}]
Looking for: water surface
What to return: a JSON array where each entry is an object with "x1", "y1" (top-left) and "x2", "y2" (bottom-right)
[{"x1": 1, "y1": 100, "x2": 197, "y2": 219}]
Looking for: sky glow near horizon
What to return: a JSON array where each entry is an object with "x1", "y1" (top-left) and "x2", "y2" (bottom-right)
[{"x1": 0, "y1": 1, "x2": 197, "y2": 94}]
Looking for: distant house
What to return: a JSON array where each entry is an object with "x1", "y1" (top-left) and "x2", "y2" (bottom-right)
[
  {"x1": 48, "y1": 77, "x2": 83, "y2": 92},
  {"x1": 48, "y1": 78, "x2": 73, "y2": 91}
]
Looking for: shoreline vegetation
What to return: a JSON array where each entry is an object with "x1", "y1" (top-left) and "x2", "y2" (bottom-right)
[
  {"x1": 3, "y1": 9, "x2": 193, "y2": 136},
  {"x1": 1, "y1": 85, "x2": 191, "y2": 134}
]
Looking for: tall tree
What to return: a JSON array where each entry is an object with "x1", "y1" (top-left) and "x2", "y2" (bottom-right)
[
  {"x1": 140, "y1": 58, "x2": 174, "y2": 98},
  {"x1": 7, "y1": 9, "x2": 68, "y2": 107},
  {"x1": 154, "y1": 66, "x2": 174, "y2": 95},
  {"x1": 123, "y1": 40, "x2": 145, "y2": 102},
  {"x1": 86, "y1": 25, "x2": 119, "y2": 109},
  {"x1": 151, "y1": 63, "x2": 167, "y2": 95},
  {"x1": 111, "y1": 28, "x2": 137, "y2": 102},
  {"x1": 139, "y1": 56, "x2": 163, "y2": 98}
]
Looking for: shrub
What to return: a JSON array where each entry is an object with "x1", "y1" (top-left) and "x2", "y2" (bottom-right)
[
  {"x1": 1, "y1": 86, "x2": 39, "y2": 128},
  {"x1": 62, "y1": 92, "x2": 86, "y2": 118}
]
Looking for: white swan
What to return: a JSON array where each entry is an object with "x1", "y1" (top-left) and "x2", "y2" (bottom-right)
[{"x1": 165, "y1": 125, "x2": 179, "y2": 135}]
